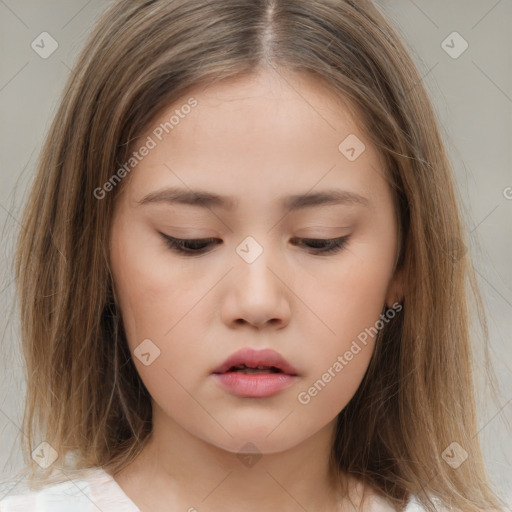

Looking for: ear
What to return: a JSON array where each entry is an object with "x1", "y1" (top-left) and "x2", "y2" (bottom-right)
[{"x1": 385, "y1": 266, "x2": 404, "y2": 308}]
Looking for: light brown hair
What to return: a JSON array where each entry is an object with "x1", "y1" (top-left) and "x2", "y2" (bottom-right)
[{"x1": 10, "y1": 0, "x2": 506, "y2": 510}]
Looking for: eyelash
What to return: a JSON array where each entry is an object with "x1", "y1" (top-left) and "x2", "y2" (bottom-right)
[{"x1": 160, "y1": 234, "x2": 350, "y2": 256}]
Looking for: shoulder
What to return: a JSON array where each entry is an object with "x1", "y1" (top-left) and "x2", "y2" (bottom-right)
[
  {"x1": 345, "y1": 476, "x2": 445, "y2": 512},
  {"x1": 402, "y1": 495, "x2": 448, "y2": 511},
  {"x1": 0, "y1": 472, "x2": 95, "y2": 512},
  {"x1": 344, "y1": 476, "x2": 399, "y2": 511},
  {"x1": 0, "y1": 467, "x2": 140, "y2": 512},
  {"x1": 360, "y1": 493, "x2": 445, "y2": 512}
]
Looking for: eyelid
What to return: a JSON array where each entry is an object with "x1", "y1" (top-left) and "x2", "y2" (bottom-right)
[{"x1": 158, "y1": 232, "x2": 350, "y2": 256}]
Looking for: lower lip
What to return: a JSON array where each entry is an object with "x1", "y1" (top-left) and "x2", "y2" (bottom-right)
[{"x1": 213, "y1": 372, "x2": 297, "y2": 397}]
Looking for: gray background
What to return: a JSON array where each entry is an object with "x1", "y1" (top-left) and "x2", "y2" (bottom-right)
[{"x1": 0, "y1": 0, "x2": 511, "y2": 506}]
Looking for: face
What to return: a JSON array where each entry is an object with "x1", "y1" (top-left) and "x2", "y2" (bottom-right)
[{"x1": 109, "y1": 69, "x2": 402, "y2": 455}]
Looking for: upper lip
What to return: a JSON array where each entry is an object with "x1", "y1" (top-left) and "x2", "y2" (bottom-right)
[{"x1": 213, "y1": 348, "x2": 299, "y2": 375}]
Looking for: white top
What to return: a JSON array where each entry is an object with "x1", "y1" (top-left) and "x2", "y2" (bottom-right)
[
  {"x1": 0, "y1": 468, "x2": 140, "y2": 512},
  {"x1": 0, "y1": 467, "x2": 431, "y2": 511}
]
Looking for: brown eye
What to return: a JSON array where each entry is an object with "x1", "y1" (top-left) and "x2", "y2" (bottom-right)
[
  {"x1": 290, "y1": 236, "x2": 350, "y2": 254},
  {"x1": 160, "y1": 234, "x2": 220, "y2": 254},
  {"x1": 160, "y1": 233, "x2": 350, "y2": 256}
]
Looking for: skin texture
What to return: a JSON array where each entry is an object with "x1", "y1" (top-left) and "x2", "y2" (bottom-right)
[{"x1": 109, "y1": 68, "x2": 403, "y2": 512}]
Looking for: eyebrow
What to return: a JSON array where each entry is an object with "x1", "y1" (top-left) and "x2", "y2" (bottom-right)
[{"x1": 137, "y1": 187, "x2": 370, "y2": 211}]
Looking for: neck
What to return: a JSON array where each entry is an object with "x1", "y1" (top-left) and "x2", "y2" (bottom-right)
[{"x1": 113, "y1": 411, "x2": 352, "y2": 512}]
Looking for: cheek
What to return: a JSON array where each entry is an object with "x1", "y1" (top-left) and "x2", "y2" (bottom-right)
[
  {"x1": 305, "y1": 235, "x2": 395, "y2": 342},
  {"x1": 109, "y1": 221, "x2": 218, "y2": 407},
  {"x1": 110, "y1": 221, "x2": 201, "y2": 346},
  {"x1": 295, "y1": 349, "x2": 373, "y2": 418},
  {"x1": 295, "y1": 233, "x2": 396, "y2": 408}
]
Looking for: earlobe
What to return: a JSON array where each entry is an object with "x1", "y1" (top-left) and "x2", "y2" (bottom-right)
[{"x1": 385, "y1": 266, "x2": 405, "y2": 308}]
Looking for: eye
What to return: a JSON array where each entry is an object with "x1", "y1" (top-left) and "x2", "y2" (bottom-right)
[
  {"x1": 290, "y1": 236, "x2": 350, "y2": 255},
  {"x1": 160, "y1": 234, "x2": 221, "y2": 255},
  {"x1": 160, "y1": 233, "x2": 350, "y2": 256}
]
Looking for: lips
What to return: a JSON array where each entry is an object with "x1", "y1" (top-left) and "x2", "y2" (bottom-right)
[
  {"x1": 212, "y1": 348, "x2": 299, "y2": 398},
  {"x1": 212, "y1": 348, "x2": 299, "y2": 376}
]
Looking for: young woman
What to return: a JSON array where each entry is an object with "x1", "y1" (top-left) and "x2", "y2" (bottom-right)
[{"x1": 1, "y1": 0, "x2": 506, "y2": 511}]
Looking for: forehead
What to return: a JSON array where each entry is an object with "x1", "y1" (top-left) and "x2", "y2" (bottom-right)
[
  {"x1": 122, "y1": 69, "x2": 389, "y2": 210},
  {"x1": 184, "y1": 69, "x2": 363, "y2": 140}
]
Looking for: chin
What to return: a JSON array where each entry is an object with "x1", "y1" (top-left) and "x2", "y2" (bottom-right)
[
  {"x1": 195, "y1": 417, "x2": 317, "y2": 456},
  {"x1": 209, "y1": 434, "x2": 303, "y2": 457}
]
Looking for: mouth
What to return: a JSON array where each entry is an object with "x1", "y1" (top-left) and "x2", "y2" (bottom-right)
[
  {"x1": 212, "y1": 348, "x2": 299, "y2": 376},
  {"x1": 212, "y1": 348, "x2": 299, "y2": 398},
  {"x1": 225, "y1": 364, "x2": 285, "y2": 374}
]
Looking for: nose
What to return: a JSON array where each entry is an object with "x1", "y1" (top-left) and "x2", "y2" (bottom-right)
[{"x1": 220, "y1": 240, "x2": 291, "y2": 330}]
